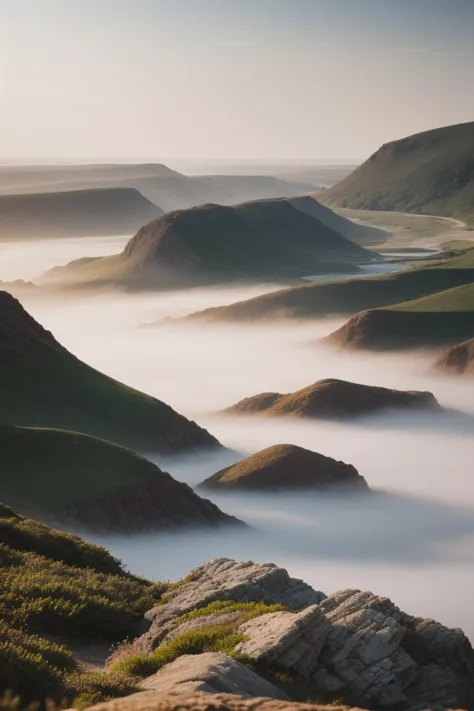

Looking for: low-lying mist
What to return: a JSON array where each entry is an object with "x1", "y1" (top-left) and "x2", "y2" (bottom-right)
[{"x1": 3, "y1": 235, "x2": 474, "y2": 640}]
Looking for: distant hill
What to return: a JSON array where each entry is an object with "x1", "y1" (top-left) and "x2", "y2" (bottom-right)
[
  {"x1": 434, "y1": 337, "x2": 474, "y2": 376},
  {"x1": 186, "y1": 249, "x2": 474, "y2": 322},
  {"x1": 289, "y1": 195, "x2": 387, "y2": 246},
  {"x1": 0, "y1": 163, "x2": 313, "y2": 214},
  {"x1": 44, "y1": 198, "x2": 374, "y2": 291},
  {"x1": 199, "y1": 443, "x2": 368, "y2": 492},
  {"x1": 0, "y1": 188, "x2": 162, "y2": 239},
  {"x1": 318, "y1": 121, "x2": 474, "y2": 223},
  {"x1": 0, "y1": 290, "x2": 221, "y2": 455},
  {"x1": 223, "y1": 378, "x2": 441, "y2": 419},
  {"x1": 0, "y1": 424, "x2": 242, "y2": 533},
  {"x1": 326, "y1": 284, "x2": 474, "y2": 350}
]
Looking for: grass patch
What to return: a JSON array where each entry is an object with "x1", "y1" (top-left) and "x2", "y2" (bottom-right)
[{"x1": 175, "y1": 599, "x2": 288, "y2": 623}]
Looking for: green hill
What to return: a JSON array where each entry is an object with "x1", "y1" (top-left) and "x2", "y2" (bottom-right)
[
  {"x1": 0, "y1": 290, "x2": 220, "y2": 455},
  {"x1": 0, "y1": 188, "x2": 162, "y2": 240},
  {"x1": 318, "y1": 121, "x2": 474, "y2": 224},
  {"x1": 326, "y1": 284, "x2": 474, "y2": 350},
  {"x1": 0, "y1": 424, "x2": 243, "y2": 532},
  {"x1": 186, "y1": 254, "x2": 474, "y2": 322},
  {"x1": 43, "y1": 198, "x2": 374, "y2": 291}
]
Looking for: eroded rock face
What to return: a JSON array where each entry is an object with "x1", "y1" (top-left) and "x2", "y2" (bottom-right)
[
  {"x1": 131, "y1": 559, "x2": 325, "y2": 654},
  {"x1": 199, "y1": 444, "x2": 369, "y2": 493},
  {"x1": 139, "y1": 652, "x2": 289, "y2": 699},
  {"x1": 434, "y1": 338, "x2": 474, "y2": 375}
]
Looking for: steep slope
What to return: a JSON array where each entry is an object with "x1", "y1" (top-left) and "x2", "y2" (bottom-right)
[
  {"x1": 0, "y1": 290, "x2": 220, "y2": 454},
  {"x1": 199, "y1": 444, "x2": 368, "y2": 492},
  {"x1": 0, "y1": 188, "x2": 163, "y2": 239},
  {"x1": 434, "y1": 337, "x2": 474, "y2": 375},
  {"x1": 327, "y1": 284, "x2": 474, "y2": 351},
  {"x1": 223, "y1": 379, "x2": 440, "y2": 419},
  {"x1": 289, "y1": 195, "x2": 387, "y2": 245},
  {"x1": 44, "y1": 199, "x2": 374, "y2": 291},
  {"x1": 0, "y1": 424, "x2": 243, "y2": 532},
  {"x1": 186, "y1": 252, "x2": 474, "y2": 322},
  {"x1": 318, "y1": 121, "x2": 474, "y2": 223}
]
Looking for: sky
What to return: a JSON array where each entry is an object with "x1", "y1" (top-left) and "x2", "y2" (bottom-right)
[{"x1": 0, "y1": 0, "x2": 473, "y2": 163}]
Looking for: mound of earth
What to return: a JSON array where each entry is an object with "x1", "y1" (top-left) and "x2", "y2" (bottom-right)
[
  {"x1": 318, "y1": 120, "x2": 474, "y2": 224},
  {"x1": 0, "y1": 290, "x2": 221, "y2": 455},
  {"x1": 223, "y1": 379, "x2": 441, "y2": 419},
  {"x1": 0, "y1": 188, "x2": 162, "y2": 239},
  {"x1": 0, "y1": 424, "x2": 243, "y2": 532},
  {"x1": 199, "y1": 444, "x2": 368, "y2": 492},
  {"x1": 434, "y1": 337, "x2": 474, "y2": 375},
  {"x1": 326, "y1": 308, "x2": 474, "y2": 351},
  {"x1": 43, "y1": 198, "x2": 374, "y2": 291}
]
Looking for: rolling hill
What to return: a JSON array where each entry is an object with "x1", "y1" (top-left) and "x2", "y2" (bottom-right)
[
  {"x1": 326, "y1": 284, "x2": 474, "y2": 350},
  {"x1": 44, "y1": 198, "x2": 374, "y2": 291},
  {"x1": 185, "y1": 252, "x2": 474, "y2": 322},
  {"x1": 0, "y1": 290, "x2": 221, "y2": 455},
  {"x1": 0, "y1": 187, "x2": 163, "y2": 239},
  {"x1": 199, "y1": 443, "x2": 368, "y2": 492},
  {"x1": 318, "y1": 121, "x2": 474, "y2": 223},
  {"x1": 0, "y1": 424, "x2": 241, "y2": 532},
  {"x1": 223, "y1": 379, "x2": 441, "y2": 419}
]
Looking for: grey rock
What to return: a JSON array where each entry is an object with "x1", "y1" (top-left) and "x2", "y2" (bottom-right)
[
  {"x1": 135, "y1": 558, "x2": 324, "y2": 653},
  {"x1": 139, "y1": 652, "x2": 289, "y2": 700}
]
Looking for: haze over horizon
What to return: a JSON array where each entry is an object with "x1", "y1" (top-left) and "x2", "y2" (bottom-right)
[{"x1": 1, "y1": 0, "x2": 473, "y2": 164}]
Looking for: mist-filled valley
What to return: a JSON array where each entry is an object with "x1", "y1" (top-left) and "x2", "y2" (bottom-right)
[{"x1": 3, "y1": 232, "x2": 474, "y2": 642}]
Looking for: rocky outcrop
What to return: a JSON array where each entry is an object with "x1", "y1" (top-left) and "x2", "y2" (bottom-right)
[
  {"x1": 131, "y1": 559, "x2": 325, "y2": 654},
  {"x1": 434, "y1": 338, "x2": 474, "y2": 375},
  {"x1": 223, "y1": 379, "x2": 441, "y2": 420},
  {"x1": 84, "y1": 690, "x2": 465, "y2": 711},
  {"x1": 199, "y1": 444, "x2": 369, "y2": 492},
  {"x1": 140, "y1": 652, "x2": 289, "y2": 699},
  {"x1": 123, "y1": 560, "x2": 474, "y2": 711}
]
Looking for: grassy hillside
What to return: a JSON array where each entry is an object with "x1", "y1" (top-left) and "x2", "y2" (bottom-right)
[
  {"x1": 0, "y1": 290, "x2": 221, "y2": 455},
  {"x1": 0, "y1": 423, "x2": 241, "y2": 532},
  {"x1": 0, "y1": 502, "x2": 167, "y2": 705},
  {"x1": 318, "y1": 121, "x2": 474, "y2": 224},
  {"x1": 0, "y1": 188, "x2": 162, "y2": 239},
  {"x1": 43, "y1": 198, "x2": 374, "y2": 291},
  {"x1": 187, "y1": 254, "x2": 474, "y2": 322},
  {"x1": 387, "y1": 283, "x2": 474, "y2": 311}
]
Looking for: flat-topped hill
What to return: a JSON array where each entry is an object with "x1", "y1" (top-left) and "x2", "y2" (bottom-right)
[
  {"x1": 0, "y1": 290, "x2": 220, "y2": 454},
  {"x1": 199, "y1": 444, "x2": 368, "y2": 492},
  {"x1": 223, "y1": 379, "x2": 440, "y2": 419},
  {"x1": 0, "y1": 187, "x2": 162, "y2": 239},
  {"x1": 44, "y1": 198, "x2": 373, "y2": 291},
  {"x1": 0, "y1": 423, "x2": 243, "y2": 532},
  {"x1": 318, "y1": 120, "x2": 474, "y2": 223}
]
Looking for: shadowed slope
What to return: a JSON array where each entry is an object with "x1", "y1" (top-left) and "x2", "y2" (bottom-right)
[
  {"x1": 0, "y1": 290, "x2": 221, "y2": 454},
  {"x1": 434, "y1": 337, "x2": 474, "y2": 375}
]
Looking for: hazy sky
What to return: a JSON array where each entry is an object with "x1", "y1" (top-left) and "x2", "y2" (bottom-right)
[{"x1": 0, "y1": 0, "x2": 473, "y2": 162}]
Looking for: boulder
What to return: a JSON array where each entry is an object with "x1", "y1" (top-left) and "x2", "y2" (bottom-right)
[
  {"x1": 199, "y1": 444, "x2": 369, "y2": 492},
  {"x1": 139, "y1": 652, "x2": 289, "y2": 699},
  {"x1": 223, "y1": 379, "x2": 441, "y2": 420},
  {"x1": 131, "y1": 559, "x2": 325, "y2": 653}
]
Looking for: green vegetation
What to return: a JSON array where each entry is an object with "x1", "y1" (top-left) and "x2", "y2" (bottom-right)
[
  {"x1": 0, "y1": 503, "x2": 168, "y2": 705},
  {"x1": 440, "y1": 240, "x2": 474, "y2": 251},
  {"x1": 0, "y1": 291, "x2": 218, "y2": 454},
  {"x1": 112, "y1": 600, "x2": 287, "y2": 679},
  {"x1": 0, "y1": 424, "x2": 170, "y2": 512},
  {"x1": 337, "y1": 208, "x2": 451, "y2": 246},
  {"x1": 319, "y1": 121, "x2": 474, "y2": 224},
  {"x1": 387, "y1": 283, "x2": 474, "y2": 312}
]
